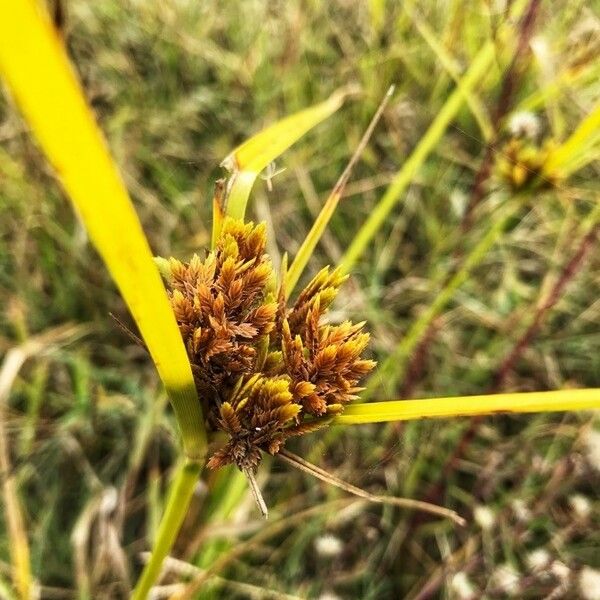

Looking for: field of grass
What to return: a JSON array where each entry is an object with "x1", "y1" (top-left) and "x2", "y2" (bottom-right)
[{"x1": 1, "y1": 1, "x2": 599, "y2": 598}]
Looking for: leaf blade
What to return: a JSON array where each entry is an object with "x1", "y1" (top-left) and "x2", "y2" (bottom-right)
[
  {"x1": 335, "y1": 389, "x2": 600, "y2": 425},
  {"x1": 0, "y1": 0, "x2": 206, "y2": 459},
  {"x1": 544, "y1": 102, "x2": 600, "y2": 176},
  {"x1": 221, "y1": 90, "x2": 347, "y2": 221},
  {"x1": 339, "y1": 41, "x2": 496, "y2": 274}
]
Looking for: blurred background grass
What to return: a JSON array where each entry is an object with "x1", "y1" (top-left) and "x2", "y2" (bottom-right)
[{"x1": 1, "y1": 0, "x2": 599, "y2": 598}]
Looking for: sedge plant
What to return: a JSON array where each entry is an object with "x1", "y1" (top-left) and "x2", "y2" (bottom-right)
[{"x1": 1, "y1": 2, "x2": 599, "y2": 599}]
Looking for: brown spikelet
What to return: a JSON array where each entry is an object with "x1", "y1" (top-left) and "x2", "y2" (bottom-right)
[
  {"x1": 284, "y1": 417, "x2": 332, "y2": 438},
  {"x1": 207, "y1": 375, "x2": 299, "y2": 470},
  {"x1": 287, "y1": 266, "x2": 347, "y2": 338},
  {"x1": 162, "y1": 217, "x2": 375, "y2": 472},
  {"x1": 282, "y1": 313, "x2": 375, "y2": 416},
  {"x1": 164, "y1": 218, "x2": 277, "y2": 399}
]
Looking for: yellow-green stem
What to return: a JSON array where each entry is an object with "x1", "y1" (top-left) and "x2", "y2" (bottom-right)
[
  {"x1": 132, "y1": 458, "x2": 203, "y2": 600},
  {"x1": 339, "y1": 41, "x2": 495, "y2": 274},
  {"x1": 366, "y1": 202, "x2": 518, "y2": 398},
  {"x1": 335, "y1": 388, "x2": 600, "y2": 425}
]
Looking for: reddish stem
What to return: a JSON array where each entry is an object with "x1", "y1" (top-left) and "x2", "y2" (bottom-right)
[
  {"x1": 399, "y1": 320, "x2": 439, "y2": 399},
  {"x1": 461, "y1": 0, "x2": 542, "y2": 231},
  {"x1": 424, "y1": 223, "x2": 597, "y2": 510},
  {"x1": 492, "y1": 224, "x2": 598, "y2": 390}
]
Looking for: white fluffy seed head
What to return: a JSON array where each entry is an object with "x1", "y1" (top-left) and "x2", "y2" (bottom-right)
[
  {"x1": 473, "y1": 505, "x2": 495, "y2": 531},
  {"x1": 492, "y1": 564, "x2": 520, "y2": 596},
  {"x1": 526, "y1": 548, "x2": 551, "y2": 571},
  {"x1": 511, "y1": 499, "x2": 531, "y2": 522},
  {"x1": 314, "y1": 534, "x2": 343, "y2": 558},
  {"x1": 508, "y1": 111, "x2": 541, "y2": 139},
  {"x1": 569, "y1": 494, "x2": 592, "y2": 519},
  {"x1": 100, "y1": 487, "x2": 118, "y2": 516},
  {"x1": 450, "y1": 572, "x2": 476, "y2": 599},
  {"x1": 551, "y1": 560, "x2": 571, "y2": 581},
  {"x1": 579, "y1": 567, "x2": 600, "y2": 600}
]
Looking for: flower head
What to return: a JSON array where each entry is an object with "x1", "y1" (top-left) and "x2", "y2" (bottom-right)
[
  {"x1": 495, "y1": 138, "x2": 559, "y2": 191},
  {"x1": 163, "y1": 218, "x2": 375, "y2": 471}
]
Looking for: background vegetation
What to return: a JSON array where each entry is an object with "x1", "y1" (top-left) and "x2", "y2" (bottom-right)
[{"x1": 1, "y1": 0, "x2": 599, "y2": 598}]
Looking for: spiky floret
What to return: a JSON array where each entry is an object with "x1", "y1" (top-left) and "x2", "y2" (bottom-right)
[
  {"x1": 207, "y1": 374, "x2": 300, "y2": 470},
  {"x1": 166, "y1": 218, "x2": 277, "y2": 401},
  {"x1": 163, "y1": 218, "x2": 375, "y2": 471},
  {"x1": 282, "y1": 311, "x2": 376, "y2": 416},
  {"x1": 495, "y1": 138, "x2": 559, "y2": 191}
]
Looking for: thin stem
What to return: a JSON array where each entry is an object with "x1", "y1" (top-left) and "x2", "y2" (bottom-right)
[
  {"x1": 278, "y1": 450, "x2": 465, "y2": 526},
  {"x1": 366, "y1": 202, "x2": 518, "y2": 398},
  {"x1": 285, "y1": 85, "x2": 394, "y2": 296},
  {"x1": 131, "y1": 458, "x2": 203, "y2": 600},
  {"x1": 243, "y1": 468, "x2": 268, "y2": 519}
]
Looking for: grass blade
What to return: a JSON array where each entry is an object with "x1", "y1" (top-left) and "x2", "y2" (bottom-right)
[
  {"x1": 0, "y1": 0, "x2": 206, "y2": 460},
  {"x1": 335, "y1": 388, "x2": 600, "y2": 425},
  {"x1": 221, "y1": 90, "x2": 347, "y2": 222},
  {"x1": 339, "y1": 41, "x2": 496, "y2": 274},
  {"x1": 544, "y1": 103, "x2": 600, "y2": 176},
  {"x1": 367, "y1": 201, "x2": 518, "y2": 398},
  {"x1": 285, "y1": 86, "x2": 394, "y2": 296}
]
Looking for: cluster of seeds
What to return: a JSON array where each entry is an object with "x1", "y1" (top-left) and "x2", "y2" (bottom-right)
[
  {"x1": 162, "y1": 218, "x2": 375, "y2": 472},
  {"x1": 495, "y1": 138, "x2": 559, "y2": 191}
]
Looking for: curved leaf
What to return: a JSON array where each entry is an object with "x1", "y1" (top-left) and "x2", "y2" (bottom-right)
[{"x1": 221, "y1": 90, "x2": 347, "y2": 222}]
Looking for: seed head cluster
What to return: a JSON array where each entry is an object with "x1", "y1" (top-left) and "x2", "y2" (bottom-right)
[
  {"x1": 163, "y1": 218, "x2": 375, "y2": 471},
  {"x1": 495, "y1": 138, "x2": 559, "y2": 191}
]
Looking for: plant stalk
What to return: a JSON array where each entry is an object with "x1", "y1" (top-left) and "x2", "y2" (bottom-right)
[
  {"x1": 339, "y1": 40, "x2": 495, "y2": 274},
  {"x1": 131, "y1": 458, "x2": 203, "y2": 600},
  {"x1": 366, "y1": 202, "x2": 518, "y2": 398}
]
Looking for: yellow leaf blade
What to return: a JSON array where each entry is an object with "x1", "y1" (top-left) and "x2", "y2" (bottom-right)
[
  {"x1": 544, "y1": 103, "x2": 600, "y2": 176},
  {"x1": 0, "y1": 1, "x2": 206, "y2": 459},
  {"x1": 221, "y1": 90, "x2": 347, "y2": 221},
  {"x1": 334, "y1": 389, "x2": 600, "y2": 425},
  {"x1": 285, "y1": 87, "x2": 394, "y2": 297}
]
